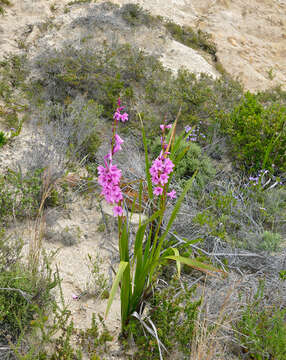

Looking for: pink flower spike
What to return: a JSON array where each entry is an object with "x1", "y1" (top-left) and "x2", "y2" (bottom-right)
[
  {"x1": 166, "y1": 124, "x2": 172, "y2": 129},
  {"x1": 167, "y1": 190, "x2": 176, "y2": 199},
  {"x1": 113, "y1": 205, "x2": 123, "y2": 217},
  {"x1": 153, "y1": 187, "x2": 163, "y2": 196},
  {"x1": 160, "y1": 124, "x2": 165, "y2": 131}
]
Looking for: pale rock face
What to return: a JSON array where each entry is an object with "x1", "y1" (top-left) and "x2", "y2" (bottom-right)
[
  {"x1": 109, "y1": 0, "x2": 286, "y2": 92},
  {"x1": 161, "y1": 39, "x2": 218, "y2": 78}
]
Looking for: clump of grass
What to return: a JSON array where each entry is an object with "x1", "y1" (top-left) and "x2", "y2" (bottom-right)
[
  {"x1": 258, "y1": 230, "x2": 283, "y2": 252},
  {"x1": 68, "y1": 0, "x2": 94, "y2": 5}
]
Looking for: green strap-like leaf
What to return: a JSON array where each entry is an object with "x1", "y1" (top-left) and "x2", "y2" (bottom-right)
[
  {"x1": 164, "y1": 255, "x2": 223, "y2": 275},
  {"x1": 105, "y1": 261, "x2": 128, "y2": 319},
  {"x1": 171, "y1": 248, "x2": 181, "y2": 277}
]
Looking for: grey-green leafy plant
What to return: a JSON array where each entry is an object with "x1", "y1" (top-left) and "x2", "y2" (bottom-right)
[{"x1": 235, "y1": 281, "x2": 286, "y2": 360}]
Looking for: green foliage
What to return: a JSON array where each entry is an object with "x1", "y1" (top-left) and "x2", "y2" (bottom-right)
[
  {"x1": 0, "y1": 54, "x2": 28, "y2": 129},
  {"x1": 68, "y1": 0, "x2": 94, "y2": 5},
  {"x1": 0, "y1": 168, "x2": 64, "y2": 226},
  {"x1": 164, "y1": 21, "x2": 217, "y2": 58},
  {"x1": 0, "y1": 131, "x2": 7, "y2": 147},
  {"x1": 77, "y1": 313, "x2": 113, "y2": 356},
  {"x1": 0, "y1": 0, "x2": 11, "y2": 15},
  {"x1": 0, "y1": 233, "x2": 57, "y2": 347},
  {"x1": 226, "y1": 92, "x2": 286, "y2": 174},
  {"x1": 235, "y1": 282, "x2": 286, "y2": 360},
  {"x1": 39, "y1": 97, "x2": 103, "y2": 162},
  {"x1": 258, "y1": 230, "x2": 283, "y2": 252},
  {"x1": 120, "y1": 3, "x2": 160, "y2": 27},
  {"x1": 126, "y1": 279, "x2": 201, "y2": 359},
  {"x1": 0, "y1": 168, "x2": 43, "y2": 225},
  {"x1": 30, "y1": 42, "x2": 242, "y2": 138}
]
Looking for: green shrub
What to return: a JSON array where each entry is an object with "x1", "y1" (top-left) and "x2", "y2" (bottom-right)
[
  {"x1": 0, "y1": 232, "x2": 57, "y2": 347},
  {"x1": 226, "y1": 92, "x2": 286, "y2": 174},
  {"x1": 0, "y1": 54, "x2": 28, "y2": 128},
  {"x1": 235, "y1": 282, "x2": 286, "y2": 360},
  {"x1": 0, "y1": 168, "x2": 63, "y2": 225},
  {"x1": 120, "y1": 3, "x2": 160, "y2": 27},
  {"x1": 38, "y1": 97, "x2": 103, "y2": 162},
  {"x1": 0, "y1": 168, "x2": 42, "y2": 224},
  {"x1": 164, "y1": 21, "x2": 217, "y2": 58},
  {"x1": 125, "y1": 279, "x2": 201, "y2": 359}
]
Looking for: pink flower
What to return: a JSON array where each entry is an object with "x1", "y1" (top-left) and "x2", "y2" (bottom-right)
[
  {"x1": 153, "y1": 187, "x2": 163, "y2": 196},
  {"x1": 120, "y1": 112, "x2": 129, "y2": 122},
  {"x1": 113, "y1": 133, "x2": 124, "y2": 154},
  {"x1": 167, "y1": 190, "x2": 176, "y2": 199},
  {"x1": 160, "y1": 124, "x2": 172, "y2": 131},
  {"x1": 113, "y1": 205, "x2": 123, "y2": 217},
  {"x1": 159, "y1": 173, "x2": 169, "y2": 185}
]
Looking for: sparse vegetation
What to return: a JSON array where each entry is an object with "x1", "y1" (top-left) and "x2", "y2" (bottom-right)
[
  {"x1": 0, "y1": 0, "x2": 11, "y2": 15},
  {"x1": 0, "y1": 2, "x2": 286, "y2": 359}
]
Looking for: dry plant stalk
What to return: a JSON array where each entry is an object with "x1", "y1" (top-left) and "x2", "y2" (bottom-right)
[
  {"x1": 190, "y1": 279, "x2": 240, "y2": 360},
  {"x1": 28, "y1": 168, "x2": 54, "y2": 273}
]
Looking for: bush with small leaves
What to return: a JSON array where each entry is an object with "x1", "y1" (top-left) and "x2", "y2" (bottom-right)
[
  {"x1": 120, "y1": 3, "x2": 160, "y2": 27},
  {"x1": 235, "y1": 281, "x2": 286, "y2": 360},
  {"x1": 226, "y1": 92, "x2": 286, "y2": 174}
]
